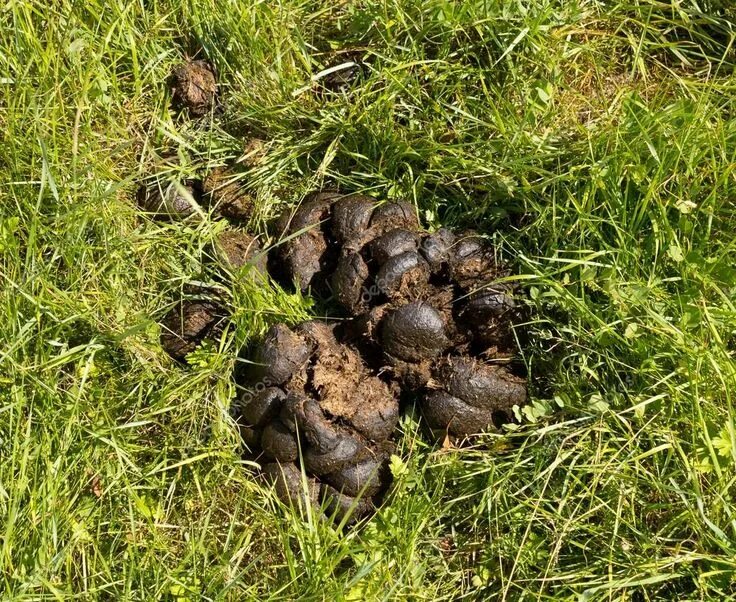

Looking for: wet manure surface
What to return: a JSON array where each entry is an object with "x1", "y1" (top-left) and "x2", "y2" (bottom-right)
[{"x1": 228, "y1": 191, "x2": 529, "y2": 521}]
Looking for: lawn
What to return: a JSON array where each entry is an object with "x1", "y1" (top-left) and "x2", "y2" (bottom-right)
[{"x1": 1, "y1": 0, "x2": 735, "y2": 599}]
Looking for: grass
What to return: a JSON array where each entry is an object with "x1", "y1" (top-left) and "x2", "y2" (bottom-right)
[{"x1": 1, "y1": 0, "x2": 735, "y2": 599}]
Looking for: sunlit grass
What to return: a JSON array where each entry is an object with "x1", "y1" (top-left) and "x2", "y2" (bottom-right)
[{"x1": 1, "y1": 0, "x2": 734, "y2": 599}]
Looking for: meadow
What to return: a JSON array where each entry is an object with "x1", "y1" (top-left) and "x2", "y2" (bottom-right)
[{"x1": 1, "y1": 1, "x2": 735, "y2": 599}]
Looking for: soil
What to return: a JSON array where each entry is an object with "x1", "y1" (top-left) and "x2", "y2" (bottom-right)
[{"x1": 169, "y1": 60, "x2": 217, "y2": 117}]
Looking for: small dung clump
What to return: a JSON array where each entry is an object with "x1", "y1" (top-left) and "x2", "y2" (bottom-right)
[
  {"x1": 156, "y1": 231, "x2": 268, "y2": 363},
  {"x1": 160, "y1": 299, "x2": 228, "y2": 362},
  {"x1": 235, "y1": 320, "x2": 399, "y2": 522},
  {"x1": 169, "y1": 60, "x2": 218, "y2": 117},
  {"x1": 268, "y1": 191, "x2": 342, "y2": 294},
  {"x1": 213, "y1": 230, "x2": 267, "y2": 276},
  {"x1": 137, "y1": 164, "x2": 256, "y2": 225},
  {"x1": 270, "y1": 192, "x2": 419, "y2": 301},
  {"x1": 422, "y1": 357, "x2": 527, "y2": 435},
  {"x1": 136, "y1": 180, "x2": 202, "y2": 221},
  {"x1": 202, "y1": 167, "x2": 255, "y2": 223},
  {"x1": 381, "y1": 301, "x2": 449, "y2": 363}
]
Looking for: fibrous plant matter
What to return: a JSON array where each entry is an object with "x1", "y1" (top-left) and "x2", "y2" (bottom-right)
[
  {"x1": 235, "y1": 320, "x2": 398, "y2": 521},
  {"x1": 169, "y1": 60, "x2": 218, "y2": 117}
]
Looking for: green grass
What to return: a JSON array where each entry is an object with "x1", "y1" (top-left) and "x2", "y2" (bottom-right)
[{"x1": 1, "y1": 0, "x2": 735, "y2": 599}]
